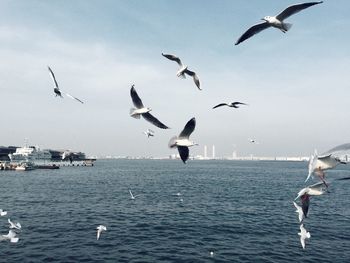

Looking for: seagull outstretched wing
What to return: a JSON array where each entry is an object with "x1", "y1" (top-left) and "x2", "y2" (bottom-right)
[
  {"x1": 130, "y1": 85, "x2": 144, "y2": 109},
  {"x1": 235, "y1": 22, "x2": 270, "y2": 45},
  {"x1": 142, "y1": 113, "x2": 169, "y2": 129},
  {"x1": 276, "y1": 1, "x2": 323, "y2": 21},
  {"x1": 179, "y1": 118, "x2": 196, "y2": 138},
  {"x1": 162, "y1": 53, "x2": 183, "y2": 67}
]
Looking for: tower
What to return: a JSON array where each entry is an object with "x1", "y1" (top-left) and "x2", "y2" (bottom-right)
[
  {"x1": 212, "y1": 145, "x2": 215, "y2": 159},
  {"x1": 204, "y1": 145, "x2": 207, "y2": 159}
]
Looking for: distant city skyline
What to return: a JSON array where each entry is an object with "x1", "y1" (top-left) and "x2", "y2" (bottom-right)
[{"x1": 1, "y1": 1, "x2": 350, "y2": 157}]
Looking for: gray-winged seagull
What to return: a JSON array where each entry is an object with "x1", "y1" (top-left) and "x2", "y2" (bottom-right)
[
  {"x1": 235, "y1": 1, "x2": 323, "y2": 45},
  {"x1": 298, "y1": 224, "x2": 311, "y2": 249},
  {"x1": 96, "y1": 225, "x2": 107, "y2": 240},
  {"x1": 130, "y1": 85, "x2": 169, "y2": 129},
  {"x1": 162, "y1": 53, "x2": 201, "y2": 90},
  {"x1": 168, "y1": 117, "x2": 198, "y2": 163},
  {"x1": 213, "y1": 102, "x2": 248, "y2": 109},
  {"x1": 47, "y1": 66, "x2": 84, "y2": 104}
]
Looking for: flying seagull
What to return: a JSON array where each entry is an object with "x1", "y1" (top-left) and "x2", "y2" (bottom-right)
[
  {"x1": 298, "y1": 224, "x2": 311, "y2": 250},
  {"x1": 295, "y1": 182, "x2": 327, "y2": 218},
  {"x1": 143, "y1": 129, "x2": 155, "y2": 138},
  {"x1": 130, "y1": 85, "x2": 169, "y2": 129},
  {"x1": 47, "y1": 66, "x2": 84, "y2": 104},
  {"x1": 293, "y1": 201, "x2": 305, "y2": 223},
  {"x1": 129, "y1": 190, "x2": 139, "y2": 200},
  {"x1": 306, "y1": 149, "x2": 346, "y2": 183},
  {"x1": 0, "y1": 209, "x2": 7, "y2": 216},
  {"x1": 96, "y1": 225, "x2": 107, "y2": 240},
  {"x1": 162, "y1": 53, "x2": 201, "y2": 90},
  {"x1": 8, "y1": 218, "x2": 21, "y2": 230},
  {"x1": 168, "y1": 117, "x2": 198, "y2": 163},
  {"x1": 1, "y1": 230, "x2": 19, "y2": 243},
  {"x1": 235, "y1": 1, "x2": 323, "y2": 45},
  {"x1": 213, "y1": 102, "x2": 248, "y2": 109}
]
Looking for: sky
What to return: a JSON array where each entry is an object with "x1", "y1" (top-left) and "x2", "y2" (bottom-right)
[{"x1": 0, "y1": 0, "x2": 350, "y2": 158}]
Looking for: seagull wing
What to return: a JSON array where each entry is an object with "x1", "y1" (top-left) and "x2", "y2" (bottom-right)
[
  {"x1": 48, "y1": 66, "x2": 59, "y2": 88},
  {"x1": 276, "y1": 1, "x2": 323, "y2": 21},
  {"x1": 321, "y1": 143, "x2": 350, "y2": 156},
  {"x1": 213, "y1": 103, "x2": 228, "y2": 109},
  {"x1": 235, "y1": 22, "x2": 271, "y2": 45},
  {"x1": 179, "y1": 117, "x2": 196, "y2": 138},
  {"x1": 162, "y1": 53, "x2": 183, "y2": 67},
  {"x1": 65, "y1": 93, "x2": 84, "y2": 104},
  {"x1": 130, "y1": 85, "x2": 144, "y2": 108},
  {"x1": 301, "y1": 195, "x2": 310, "y2": 218},
  {"x1": 184, "y1": 69, "x2": 201, "y2": 90},
  {"x1": 129, "y1": 190, "x2": 134, "y2": 199},
  {"x1": 233, "y1": 102, "x2": 248, "y2": 107},
  {"x1": 97, "y1": 229, "x2": 101, "y2": 240},
  {"x1": 178, "y1": 146, "x2": 189, "y2": 163},
  {"x1": 142, "y1": 112, "x2": 169, "y2": 129}
]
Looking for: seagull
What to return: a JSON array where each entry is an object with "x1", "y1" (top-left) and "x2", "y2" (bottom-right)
[
  {"x1": 295, "y1": 182, "x2": 327, "y2": 218},
  {"x1": 130, "y1": 85, "x2": 169, "y2": 129},
  {"x1": 249, "y1": 139, "x2": 258, "y2": 144},
  {"x1": 293, "y1": 201, "x2": 305, "y2": 223},
  {"x1": 47, "y1": 66, "x2": 84, "y2": 104},
  {"x1": 8, "y1": 218, "x2": 21, "y2": 230},
  {"x1": 306, "y1": 149, "x2": 346, "y2": 183},
  {"x1": 1, "y1": 230, "x2": 19, "y2": 243},
  {"x1": 298, "y1": 224, "x2": 311, "y2": 249},
  {"x1": 143, "y1": 129, "x2": 155, "y2": 138},
  {"x1": 129, "y1": 190, "x2": 139, "y2": 200},
  {"x1": 0, "y1": 209, "x2": 7, "y2": 216},
  {"x1": 162, "y1": 53, "x2": 201, "y2": 90},
  {"x1": 96, "y1": 225, "x2": 107, "y2": 240},
  {"x1": 213, "y1": 102, "x2": 248, "y2": 109},
  {"x1": 168, "y1": 117, "x2": 198, "y2": 163},
  {"x1": 235, "y1": 1, "x2": 323, "y2": 45}
]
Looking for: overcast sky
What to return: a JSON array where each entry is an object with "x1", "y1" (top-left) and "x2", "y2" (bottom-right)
[{"x1": 0, "y1": 0, "x2": 349, "y2": 158}]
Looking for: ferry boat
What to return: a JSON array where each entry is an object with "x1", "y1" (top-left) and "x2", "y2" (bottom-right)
[{"x1": 9, "y1": 145, "x2": 52, "y2": 162}]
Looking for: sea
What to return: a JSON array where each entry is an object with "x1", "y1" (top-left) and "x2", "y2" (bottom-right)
[{"x1": 1, "y1": 159, "x2": 350, "y2": 262}]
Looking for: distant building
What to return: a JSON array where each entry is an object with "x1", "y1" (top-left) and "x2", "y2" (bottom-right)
[{"x1": 212, "y1": 145, "x2": 215, "y2": 159}]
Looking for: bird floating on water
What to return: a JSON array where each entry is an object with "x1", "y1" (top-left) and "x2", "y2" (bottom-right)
[
  {"x1": 47, "y1": 66, "x2": 84, "y2": 104},
  {"x1": 162, "y1": 53, "x2": 201, "y2": 90},
  {"x1": 8, "y1": 218, "x2": 21, "y2": 230},
  {"x1": 130, "y1": 85, "x2": 169, "y2": 129},
  {"x1": 168, "y1": 117, "x2": 198, "y2": 163},
  {"x1": 298, "y1": 224, "x2": 311, "y2": 249},
  {"x1": 0, "y1": 209, "x2": 7, "y2": 216},
  {"x1": 213, "y1": 102, "x2": 248, "y2": 109},
  {"x1": 235, "y1": 1, "x2": 323, "y2": 45},
  {"x1": 96, "y1": 225, "x2": 107, "y2": 240}
]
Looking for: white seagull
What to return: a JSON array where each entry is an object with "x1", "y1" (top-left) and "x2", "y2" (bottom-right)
[
  {"x1": 96, "y1": 225, "x2": 107, "y2": 240},
  {"x1": 1, "y1": 230, "x2": 19, "y2": 243},
  {"x1": 235, "y1": 1, "x2": 323, "y2": 45},
  {"x1": 162, "y1": 53, "x2": 201, "y2": 90},
  {"x1": 47, "y1": 66, "x2": 84, "y2": 104},
  {"x1": 143, "y1": 129, "x2": 155, "y2": 138},
  {"x1": 298, "y1": 224, "x2": 311, "y2": 249},
  {"x1": 306, "y1": 149, "x2": 346, "y2": 183},
  {"x1": 0, "y1": 209, "x2": 7, "y2": 216},
  {"x1": 168, "y1": 117, "x2": 198, "y2": 163},
  {"x1": 8, "y1": 218, "x2": 21, "y2": 230},
  {"x1": 130, "y1": 85, "x2": 169, "y2": 129},
  {"x1": 295, "y1": 182, "x2": 327, "y2": 218},
  {"x1": 293, "y1": 201, "x2": 305, "y2": 223}
]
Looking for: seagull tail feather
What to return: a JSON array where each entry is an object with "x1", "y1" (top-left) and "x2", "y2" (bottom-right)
[
  {"x1": 130, "y1": 108, "x2": 141, "y2": 119},
  {"x1": 284, "y1": 23, "x2": 292, "y2": 32}
]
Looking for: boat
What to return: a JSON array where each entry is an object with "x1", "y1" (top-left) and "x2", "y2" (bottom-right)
[
  {"x1": 9, "y1": 145, "x2": 52, "y2": 163},
  {"x1": 35, "y1": 164, "x2": 59, "y2": 169},
  {"x1": 15, "y1": 162, "x2": 36, "y2": 171}
]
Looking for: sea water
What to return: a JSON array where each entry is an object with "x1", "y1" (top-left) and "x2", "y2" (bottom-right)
[{"x1": 1, "y1": 160, "x2": 350, "y2": 262}]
